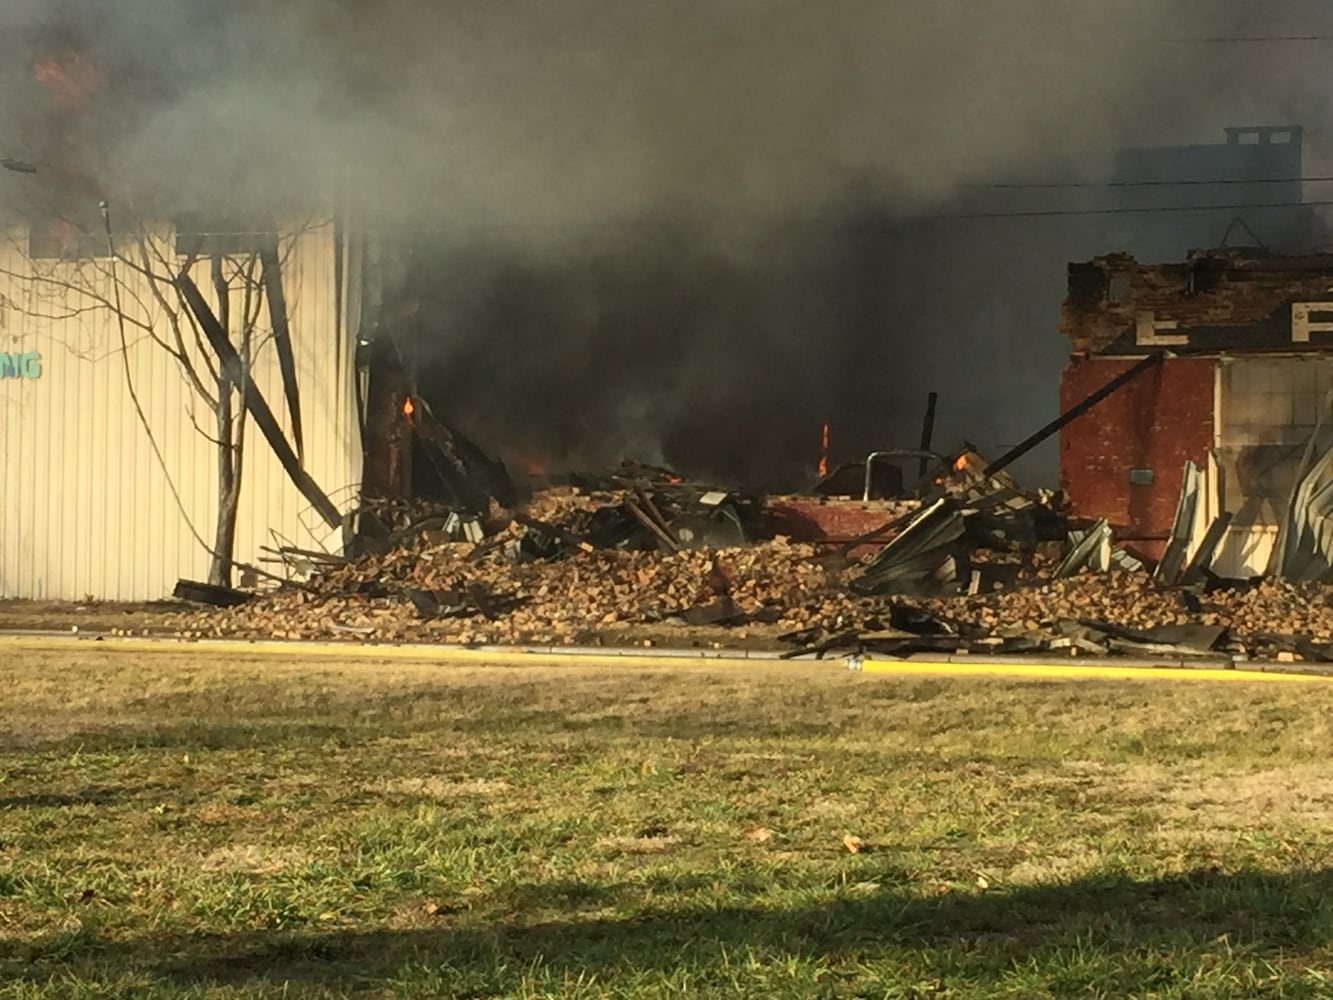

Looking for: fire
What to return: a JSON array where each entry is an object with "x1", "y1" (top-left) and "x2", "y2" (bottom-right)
[
  {"x1": 817, "y1": 422, "x2": 830, "y2": 477},
  {"x1": 402, "y1": 396, "x2": 414, "y2": 418},
  {"x1": 28, "y1": 44, "x2": 105, "y2": 194},
  {"x1": 953, "y1": 454, "x2": 967, "y2": 472},
  {"x1": 32, "y1": 51, "x2": 101, "y2": 111},
  {"x1": 506, "y1": 448, "x2": 549, "y2": 477}
]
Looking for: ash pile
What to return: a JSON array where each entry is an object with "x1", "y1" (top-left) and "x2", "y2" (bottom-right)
[{"x1": 170, "y1": 438, "x2": 1333, "y2": 663}]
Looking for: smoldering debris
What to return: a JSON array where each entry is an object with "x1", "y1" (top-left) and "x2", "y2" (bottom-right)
[{"x1": 154, "y1": 444, "x2": 1333, "y2": 665}]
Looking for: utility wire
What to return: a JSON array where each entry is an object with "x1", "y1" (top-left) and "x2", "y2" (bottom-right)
[
  {"x1": 967, "y1": 176, "x2": 1324, "y2": 191},
  {"x1": 43, "y1": 196, "x2": 1333, "y2": 246},
  {"x1": 931, "y1": 198, "x2": 1333, "y2": 222},
  {"x1": 142, "y1": 198, "x2": 1332, "y2": 237},
  {"x1": 1167, "y1": 37, "x2": 1333, "y2": 42},
  {"x1": 1163, "y1": 36, "x2": 1333, "y2": 42}
]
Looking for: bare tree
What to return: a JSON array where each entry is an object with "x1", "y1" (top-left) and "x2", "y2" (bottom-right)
[{"x1": 0, "y1": 201, "x2": 316, "y2": 587}]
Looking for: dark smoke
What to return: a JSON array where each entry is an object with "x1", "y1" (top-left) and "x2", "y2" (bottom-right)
[{"x1": 3, "y1": 2, "x2": 1333, "y2": 486}]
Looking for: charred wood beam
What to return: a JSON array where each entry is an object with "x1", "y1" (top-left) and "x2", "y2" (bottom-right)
[
  {"x1": 779, "y1": 630, "x2": 862, "y2": 660},
  {"x1": 918, "y1": 391, "x2": 938, "y2": 480},
  {"x1": 176, "y1": 274, "x2": 342, "y2": 529},
  {"x1": 410, "y1": 413, "x2": 472, "y2": 497},
  {"x1": 624, "y1": 499, "x2": 681, "y2": 553},
  {"x1": 360, "y1": 337, "x2": 412, "y2": 499},
  {"x1": 260, "y1": 237, "x2": 304, "y2": 465},
  {"x1": 173, "y1": 578, "x2": 252, "y2": 607},
  {"x1": 982, "y1": 351, "x2": 1166, "y2": 479},
  {"x1": 633, "y1": 486, "x2": 679, "y2": 543},
  {"x1": 411, "y1": 401, "x2": 515, "y2": 510}
]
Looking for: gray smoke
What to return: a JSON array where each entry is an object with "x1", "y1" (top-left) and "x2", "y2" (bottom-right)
[
  {"x1": 2, "y1": 1, "x2": 1326, "y2": 223},
  {"x1": 3, "y1": 1, "x2": 1333, "y2": 485}
]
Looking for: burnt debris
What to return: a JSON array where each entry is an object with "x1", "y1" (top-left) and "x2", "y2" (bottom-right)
[{"x1": 161, "y1": 433, "x2": 1333, "y2": 665}]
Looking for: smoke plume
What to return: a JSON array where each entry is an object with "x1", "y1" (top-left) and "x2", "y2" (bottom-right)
[{"x1": 3, "y1": 1, "x2": 1333, "y2": 485}]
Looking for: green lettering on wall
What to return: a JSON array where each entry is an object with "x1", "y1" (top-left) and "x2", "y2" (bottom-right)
[{"x1": 0, "y1": 352, "x2": 42, "y2": 379}]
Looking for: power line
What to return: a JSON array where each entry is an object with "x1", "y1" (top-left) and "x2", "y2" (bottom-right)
[
  {"x1": 931, "y1": 198, "x2": 1333, "y2": 222},
  {"x1": 1163, "y1": 35, "x2": 1333, "y2": 43},
  {"x1": 380, "y1": 197, "x2": 1333, "y2": 232},
  {"x1": 17, "y1": 199, "x2": 1332, "y2": 244},
  {"x1": 967, "y1": 175, "x2": 1326, "y2": 191}
]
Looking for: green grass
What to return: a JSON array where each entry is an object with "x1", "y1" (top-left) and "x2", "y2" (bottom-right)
[{"x1": 3, "y1": 648, "x2": 1333, "y2": 997}]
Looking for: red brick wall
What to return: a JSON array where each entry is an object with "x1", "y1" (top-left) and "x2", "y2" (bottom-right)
[
  {"x1": 766, "y1": 499, "x2": 914, "y2": 558},
  {"x1": 1059, "y1": 356, "x2": 1215, "y2": 558}
]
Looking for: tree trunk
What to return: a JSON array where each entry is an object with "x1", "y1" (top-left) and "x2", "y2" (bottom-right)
[
  {"x1": 209, "y1": 382, "x2": 240, "y2": 586},
  {"x1": 207, "y1": 255, "x2": 242, "y2": 587}
]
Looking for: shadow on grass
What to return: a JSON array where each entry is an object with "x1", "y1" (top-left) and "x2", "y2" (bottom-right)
[
  {"x1": 0, "y1": 784, "x2": 165, "y2": 809},
  {"x1": 10, "y1": 868, "x2": 1333, "y2": 992},
  {"x1": 19, "y1": 722, "x2": 358, "y2": 754},
  {"x1": 23, "y1": 709, "x2": 872, "y2": 756},
  {"x1": 17, "y1": 674, "x2": 939, "y2": 753}
]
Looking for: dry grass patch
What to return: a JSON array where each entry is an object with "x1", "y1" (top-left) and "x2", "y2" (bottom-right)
[
  {"x1": 594, "y1": 835, "x2": 683, "y2": 855},
  {"x1": 198, "y1": 844, "x2": 313, "y2": 875},
  {"x1": 5, "y1": 646, "x2": 1333, "y2": 997},
  {"x1": 374, "y1": 776, "x2": 514, "y2": 798}
]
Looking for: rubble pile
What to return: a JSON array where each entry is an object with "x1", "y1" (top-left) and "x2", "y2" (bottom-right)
[
  {"x1": 954, "y1": 569, "x2": 1331, "y2": 633},
  {"x1": 816, "y1": 570, "x2": 1333, "y2": 661},
  {"x1": 174, "y1": 471, "x2": 858, "y2": 644},
  {"x1": 165, "y1": 450, "x2": 1333, "y2": 663},
  {"x1": 930, "y1": 570, "x2": 1208, "y2": 633},
  {"x1": 176, "y1": 533, "x2": 855, "y2": 645},
  {"x1": 1220, "y1": 580, "x2": 1333, "y2": 641}
]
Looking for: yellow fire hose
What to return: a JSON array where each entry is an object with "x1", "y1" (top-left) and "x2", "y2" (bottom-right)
[{"x1": 0, "y1": 634, "x2": 1326, "y2": 683}]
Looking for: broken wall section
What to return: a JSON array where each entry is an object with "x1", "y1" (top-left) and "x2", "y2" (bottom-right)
[
  {"x1": 1060, "y1": 248, "x2": 1333, "y2": 578},
  {"x1": 1061, "y1": 250, "x2": 1333, "y2": 356}
]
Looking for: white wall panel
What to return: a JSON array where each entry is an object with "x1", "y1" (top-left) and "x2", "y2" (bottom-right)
[{"x1": 0, "y1": 223, "x2": 361, "y2": 600}]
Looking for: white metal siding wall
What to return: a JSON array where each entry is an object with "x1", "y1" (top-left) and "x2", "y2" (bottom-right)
[
  {"x1": 228, "y1": 225, "x2": 362, "y2": 579},
  {"x1": 1212, "y1": 355, "x2": 1333, "y2": 579},
  {"x1": 0, "y1": 224, "x2": 361, "y2": 601}
]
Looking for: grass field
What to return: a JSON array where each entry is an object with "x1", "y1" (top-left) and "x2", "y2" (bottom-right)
[{"x1": 4, "y1": 645, "x2": 1333, "y2": 998}]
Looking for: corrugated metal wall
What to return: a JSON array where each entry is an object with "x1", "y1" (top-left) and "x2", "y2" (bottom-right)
[
  {"x1": 1212, "y1": 355, "x2": 1333, "y2": 578},
  {"x1": 0, "y1": 222, "x2": 362, "y2": 600}
]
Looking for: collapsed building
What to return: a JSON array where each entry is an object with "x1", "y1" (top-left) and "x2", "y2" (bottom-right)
[
  {"x1": 11, "y1": 198, "x2": 1333, "y2": 664},
  {"x1": 0, "y1": 36, "x2": 1325, "y2": 610},
  {"x1": 9, "y1": 224, "x2": 1333, "y2": 604}
]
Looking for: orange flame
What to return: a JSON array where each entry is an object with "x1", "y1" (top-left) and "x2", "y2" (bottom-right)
[
  {"x1": 817, "y1": 422, "x2": 830, "y2": 477},
  {"x1": 29, "y1": 47, "x2": 105, "y2": 195},
  {"x1": 402, "y1": 396, "x2": 414, "y2": 418},
  {"x1": 33, "y1": 52, "x2": 100, "y2": 110},
  {"x1": 953, "y1": 454, "x2": 967, "y2": 472},
  {"x1": 508, "y1": 449, "x2": 548, "y2": 476}
]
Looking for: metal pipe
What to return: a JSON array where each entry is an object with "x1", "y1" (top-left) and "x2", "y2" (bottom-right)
[
  {"x1": 863, "y1": 451, "x2": 893, "y2": 502},
  {"x1": 918, "y1": 392, "x2": 938, "y2": 479},
  {"x1": 982, "y1": 351, "x2": 1165, "y2": 479}
]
